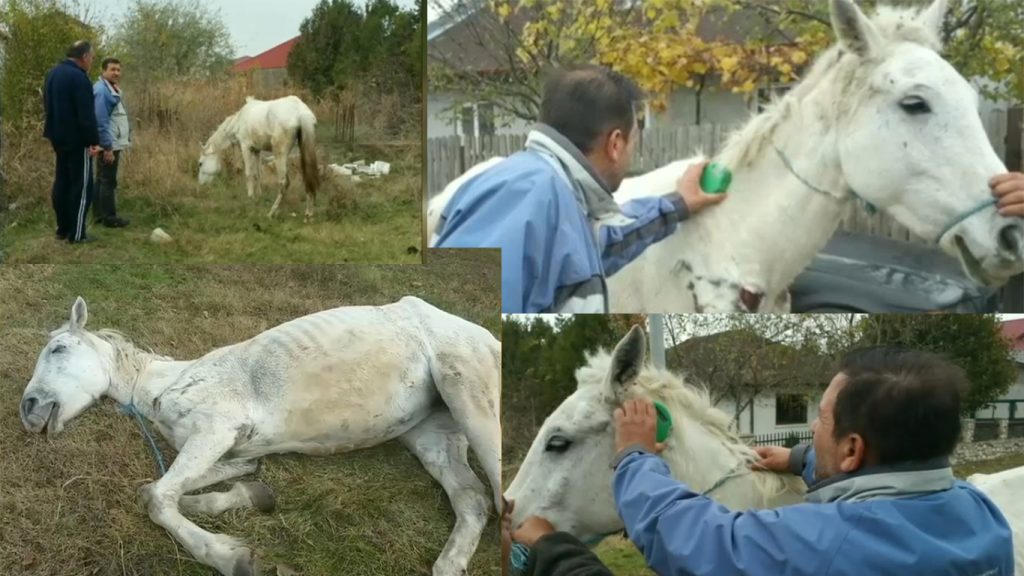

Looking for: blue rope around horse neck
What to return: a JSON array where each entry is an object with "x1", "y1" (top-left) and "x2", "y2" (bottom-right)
[
  {"x1": 933, "y1": 198, "x2": 998, "y2": 244},
  {"x1": 771, "y1": 144, "x2": 878, "y2": 214},
  {"x1": 119, "y1": 402, "x2": 167, "y2": 477}
]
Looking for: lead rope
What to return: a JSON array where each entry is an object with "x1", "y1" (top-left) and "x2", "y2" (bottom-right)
[{"x1": 117, "y1": 379, "x2": 166, "y2": 477}]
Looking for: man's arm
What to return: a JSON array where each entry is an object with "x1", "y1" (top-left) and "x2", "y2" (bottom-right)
[
  {"x1": 525, "y1": 533, "x2": 615, "y2": 576},
  {"x1": 612, "y1": 451, "x2": 844, "y2": 576},
  {"x1": 76, "y1": 75, "x2": 100, "y2": 147},
  {"x1": 94, "y1": 84, "x2": 113, "y2": 150},
  {"x1": 598, "y1": 194, "x2": 689, "y2": 277}
]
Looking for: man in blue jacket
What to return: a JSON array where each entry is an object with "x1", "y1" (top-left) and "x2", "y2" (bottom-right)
[
  {"x1": 514, "y1": 347, "x2": 1014, "y2": 575},
  {"x1": 93, "y1": 57, "x2": 131, "y2": 228},
  {"x1": 433, "y1": 65, "x2": 725, "y2": 313},
  {"x1": 43, "y1": 40, "x2": 101, "y2": 244}
]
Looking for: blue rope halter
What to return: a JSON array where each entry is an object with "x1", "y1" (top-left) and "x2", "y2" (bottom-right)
[
  {"x1": 119, "y1": 402, "x2": 167, "y2": 477},
  {"x1": 772, "y1": 144, "x2": 998, "y2": 237}
]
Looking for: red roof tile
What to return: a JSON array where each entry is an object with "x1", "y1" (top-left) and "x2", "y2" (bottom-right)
[
  {"x1": 233, "y1": 36, "x2": 300, "y2": 72},
  {"x1": 1002, "y1": 319, "x2": 1024, "y2": 351}
]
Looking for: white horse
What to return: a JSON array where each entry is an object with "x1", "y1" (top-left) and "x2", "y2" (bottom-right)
[
  {"x1": 428, "y1": 0, "x2": 1024, "y2": 312},
  {"x1": 199, "y1": 95, "x2": 320, "y2": 221},
  {"x1": 966, "y1": 467, "x2": 1024, "y2": 574},
  {"x1": 504, "y1": 325, "x2": 806, "y2": 543},
  {"x1": 19, "y1": 296, "x2": 501, "y2": 576}
]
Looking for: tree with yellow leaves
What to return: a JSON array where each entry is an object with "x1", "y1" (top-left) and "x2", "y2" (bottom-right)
[{"x1": 428, "y1": 0, "x2": 1023, "y2": 125}]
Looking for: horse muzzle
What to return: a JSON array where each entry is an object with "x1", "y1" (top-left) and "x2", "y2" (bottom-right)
[{"x1": 20, "y1": 395, "x2": 59, "y2": 434}]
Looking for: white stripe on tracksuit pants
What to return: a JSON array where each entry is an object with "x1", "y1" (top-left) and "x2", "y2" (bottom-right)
[{"x1": 74, "y1": 147, "x2": 90, "y2": 242}]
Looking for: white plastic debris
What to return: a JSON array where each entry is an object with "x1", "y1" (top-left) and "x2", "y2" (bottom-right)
[
  {"x1": 150, "y1": 228, "x2": 173, "y2": 244},
  {"x1": 328, "y1": 160, "x2": 391, "y2": 180}
]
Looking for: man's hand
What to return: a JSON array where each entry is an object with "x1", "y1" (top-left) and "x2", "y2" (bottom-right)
[
  {"x1": 502, "y1": 498, "x2": 515, "y2": 564},
  {"x1": 751, "y1": 446, "x2": 791, "y2": 472},
  {"x1": 677, "y1": 160, "x2": 727, "y2": 214},
  {"x1": 87, "y1": 145, "x2": 101, "y2": 158},
  {"x1": 614, "y1": 398, "x2": 666, "y2": 454},
  {"x1": 102, "y1": 150, "x2": 114, "y2": 164},
  {"x1": 992, "y1": 172, "x2": 1024, "y2": 217},
  {"x1": 512, "y1": 516, "x2": 556, "y2": 548}
]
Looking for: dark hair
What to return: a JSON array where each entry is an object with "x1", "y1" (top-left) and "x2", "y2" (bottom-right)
[
  {"x1": 102, "y1": 57, "x2": 121, "y2": 70},
  {"x1": 539, "y1": 65, "x2": 643, "y2": 154},
  {"x1": 833, "y1": 347, "x2": 966, "y2": 465},
  {"x1": 66, "y1": 41, "x2": 92, "y2": 60}
]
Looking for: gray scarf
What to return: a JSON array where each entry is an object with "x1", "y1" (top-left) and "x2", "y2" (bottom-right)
[
  {"x1": 806, "y1": 458, "x2": 955, "y2": 504},
  {"x1": 523, "y1": 124, "x2": 622, "y2": 220}
]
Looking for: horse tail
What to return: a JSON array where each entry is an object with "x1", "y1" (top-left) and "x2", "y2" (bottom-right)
[{"x1": 298, "y1": 114, "x2": 319, "y2": 200}]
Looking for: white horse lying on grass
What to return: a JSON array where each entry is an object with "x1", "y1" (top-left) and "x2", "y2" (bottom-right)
[
  {"x1": 20, "y1": 296, "x2": 500, "y2": 576},
  {"x1": 199, "y1": 95, "x2": 320, "y2": 221},
  {"x1": 428, "y1": 0, "x2": 1024, "y2": 312},
  {"x1": 506, "y1": 326, "x2": 1024, "y2": 574}
]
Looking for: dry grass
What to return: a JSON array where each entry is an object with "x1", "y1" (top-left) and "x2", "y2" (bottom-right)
[
  {"x1": 0, "y1": 249, "x2": 501, "y2": 576},
  {"x1": 1, "y1": 77, "x2": 421, "y2": 264}
]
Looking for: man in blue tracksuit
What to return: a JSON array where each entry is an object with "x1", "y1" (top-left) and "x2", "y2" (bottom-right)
[
  {"x1": 432, "y1": 64, "x2": 725, "y2": 313},
  {"x1": 513, "y1": 347, "x2": 1014, "y2": 575},
  {"x1": 43, "y1": 40, "x2": 101, "y2": 244}
]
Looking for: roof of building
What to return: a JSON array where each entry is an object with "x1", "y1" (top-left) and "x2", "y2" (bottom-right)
[{"x1": 232, "y1": 36, "x2": 300, "y2": 72}]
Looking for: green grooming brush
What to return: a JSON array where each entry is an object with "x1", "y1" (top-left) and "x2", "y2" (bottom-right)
[
  {"x1": 654, "y1": 400, "x2": 673, "y2": 443},
  {"x1": 700, "y1": 162, "x2": 732, "y2": 194}
]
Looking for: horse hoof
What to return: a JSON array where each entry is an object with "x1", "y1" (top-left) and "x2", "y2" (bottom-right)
[
  {"x1": 244, "y1": 481, "x2": 276, "y2": 513},
  {"x1": 231, "y1": 547, "x2": 257, "y2": 576}
]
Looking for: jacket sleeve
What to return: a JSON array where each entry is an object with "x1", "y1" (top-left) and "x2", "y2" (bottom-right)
[
  {"x1": 77, "y1": 74, "x2": 100, "y2": 147},
  {"x1": 94, "y1": 83, "x2": 113, "y2": 150},
  {"x1": 599, "y1": 194, "x2": 689, "y2": 277},
  {"x1": 612, "y1": 451, "x2": 845, "y2": 576},
  {"x1": 525, "y1": 532, "x2": 615, "y2": 576},
  {"x1": 789, "y1": 442, "x2": 817, "y2": 487}
]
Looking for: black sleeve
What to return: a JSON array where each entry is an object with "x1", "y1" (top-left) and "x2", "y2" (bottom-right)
[
  {"x1": 76, "y1": 74, "x2": 100, "y2": 146},
  {"x1": 525, "y1": 532, "x2": 615, "y2": 576}
]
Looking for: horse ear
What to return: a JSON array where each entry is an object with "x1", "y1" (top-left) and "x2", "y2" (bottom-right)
[
  {"x1": 607, "y1": 325, "x2": 647, "y2": 396},
  {"x1": 829, "y1": 0, "x2": 882, "y2": 57},
  {"x1": 70, "y1": 296, "x2": 88, "y2": 330},
  {"x1": 918, "y1": 0, "x2": 948, "y2": 41}
]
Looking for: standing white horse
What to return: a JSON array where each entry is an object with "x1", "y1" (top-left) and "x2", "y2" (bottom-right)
[
  {"x1": 505, "y1": 325, "x2": 806, "y2": 544},
  {"x1": 199, "y1": 95, "x2": 320, "y2": 221},
  {"x1": 428, "y1": 0, "x2": 1024, "y2": 312},
  {"x1": 20, "y1": 296, "x2": 500, "y2": 576},
  {"x1": 506, "y1": 326, "x2": 1024, "y2": 574}
]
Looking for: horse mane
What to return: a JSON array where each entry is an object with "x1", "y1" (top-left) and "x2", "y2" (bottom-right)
[
  {"x1": 92, "y1": 329, "x2": 172, "y2": 390},
  {"x1": 715, "y1": 4, "x2": 942, "y2": 170},
  {"x1": 205, "y1": 110, "x2": 242, "y2": 150},
  {"x1": 577, "y1": 351, "x2": 807, "y2": 500}
]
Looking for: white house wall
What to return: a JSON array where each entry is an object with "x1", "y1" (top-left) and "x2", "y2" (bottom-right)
[
  {"x1": 714, "y1": 393, "x2": 820, "y2": 437},
  {"x1": 427, "y1": 92, "x2": 532, "y2": 139},
  {"x1": 650, "y1": 88, "x2": 751, "y2": 130},
  {"x1": 974, "y1": 367, "x2": 1024, "y2": 419}
]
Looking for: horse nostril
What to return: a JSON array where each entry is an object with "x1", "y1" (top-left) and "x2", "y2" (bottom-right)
[
  {"x1": 998, "y1": 223, "x2": 1023, "y2": 259},
  {"x1": 21, "y1": 396, "x2": 38, "y2": 418}
]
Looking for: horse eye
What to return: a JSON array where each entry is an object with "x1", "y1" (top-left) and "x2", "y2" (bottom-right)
[
  {"x1": 899, "y1": 96, "x2": 931, "y2": 115},
  {"x1": 545, "y1": 435, "x2": 572, "y2": 453},
  {"x1": 51, "y1": 344, "x2": 67, "y2": 354}
]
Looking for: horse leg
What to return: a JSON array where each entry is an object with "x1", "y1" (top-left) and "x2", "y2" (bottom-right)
[
  {"x1": 400, "y1": 409, "x2": 490, "y2": 576},
  {"x1": 240, "y1": 148, "x2": 258, "y2": 200},
  {"x1": 139, "y1": 429, "x2": 256, "y2": 576},
  {"x1": 178, "y1": 458, "x2": 276, "y2": 517},
  {"x1": 267, "y1": 146, "x2": 289, "y2": 219},
  {"x1": 429, "y1": 344, "x2": 502, "y2": 513}
]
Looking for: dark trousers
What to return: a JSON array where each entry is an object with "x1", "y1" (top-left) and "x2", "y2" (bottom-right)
[
  {"x1": 94, "y1": 149, "x2": 121, "y2": 223},
  {"x1": 52, "y1": 146, "x2": 94, "y2": 242}
]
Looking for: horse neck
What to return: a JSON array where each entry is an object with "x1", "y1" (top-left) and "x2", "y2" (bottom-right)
[
  {"x1": 623, "y1": 83, "x2": 852, "y2": 305},
  {"x1": 93, "y1": 332, "x2": 191, "y2": 415},
  {"x1": 658, "y1": 398, "x2": 804, "y2": 509},
  {"x1": 207, "y1": 114, "x2": 239, "y2": 152}
]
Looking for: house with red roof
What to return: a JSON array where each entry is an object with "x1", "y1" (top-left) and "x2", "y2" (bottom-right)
[
  {"x1": 232, "y1": 35, "x2": 301, "y2": 92},
  {"x1": 974, "y1": 318, "x2": 1024, "y2": 424}
]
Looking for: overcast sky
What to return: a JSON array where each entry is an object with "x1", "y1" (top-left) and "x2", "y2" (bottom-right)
[{"x1": 92, "y1": 0, "x2": 420, "y2": 58}]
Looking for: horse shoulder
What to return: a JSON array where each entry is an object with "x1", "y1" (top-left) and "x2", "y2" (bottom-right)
[{"x1": 615, "y1": 158, "x2": 702, "y2": 203}]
